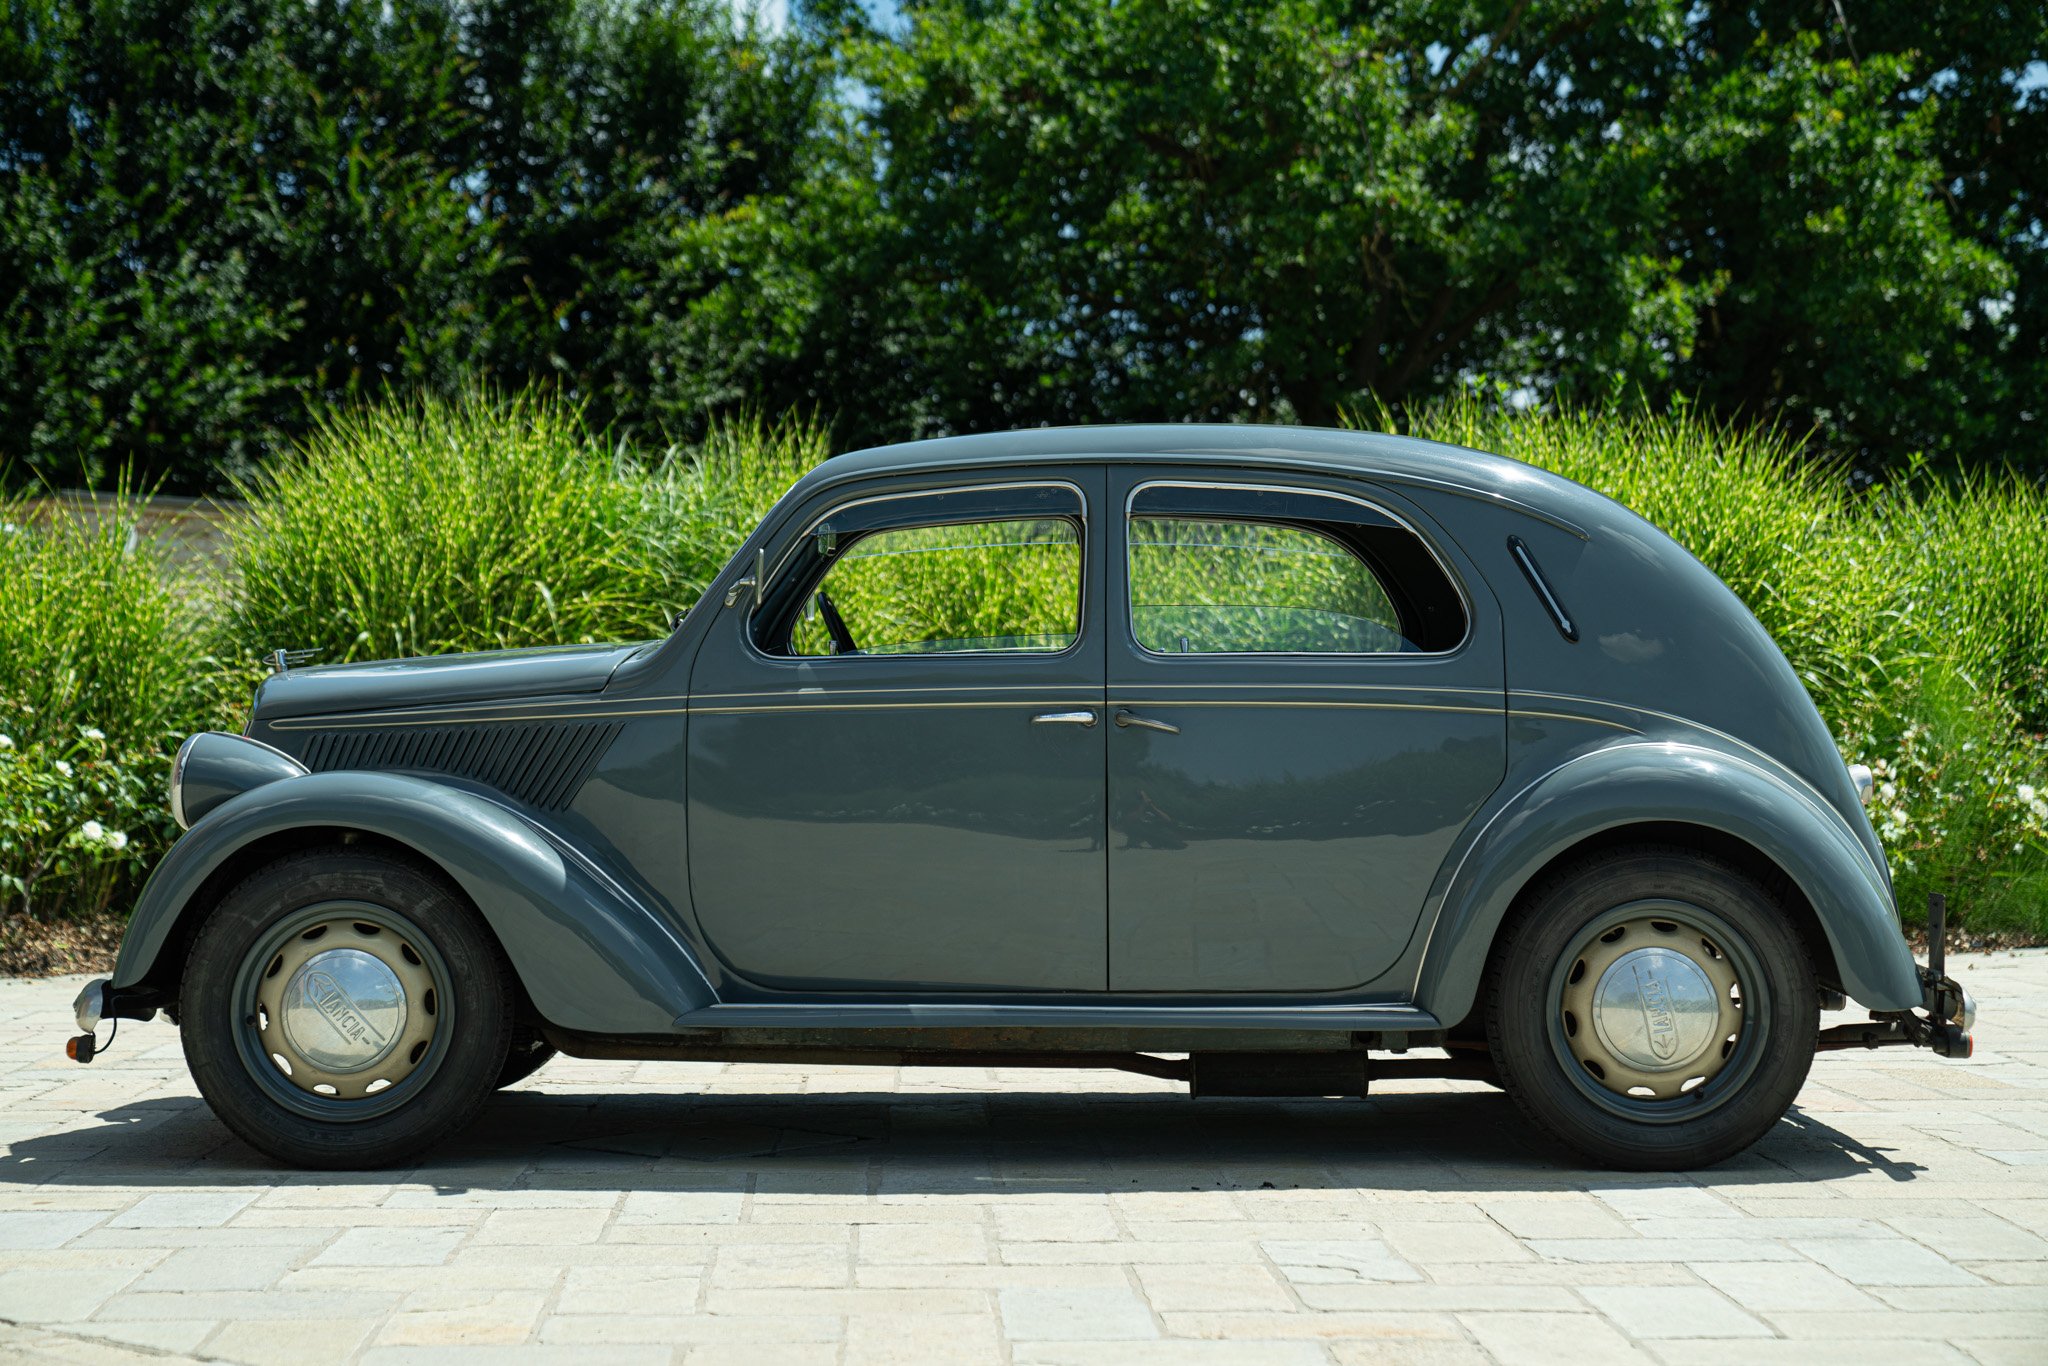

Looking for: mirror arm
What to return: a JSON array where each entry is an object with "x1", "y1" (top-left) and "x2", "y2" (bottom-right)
[{"x1": 723, "y1": 546, "x2": 767, "y2": 611}]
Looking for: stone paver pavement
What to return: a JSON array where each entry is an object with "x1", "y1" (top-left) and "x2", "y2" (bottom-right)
[{"x1": 1, "y1": 951, "x2": 2044, "y2": 1364}]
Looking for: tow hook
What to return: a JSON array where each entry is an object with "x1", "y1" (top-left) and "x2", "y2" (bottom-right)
[{"x1": 1816, "y1": 893, "x2": 1975, "y2": 1059}]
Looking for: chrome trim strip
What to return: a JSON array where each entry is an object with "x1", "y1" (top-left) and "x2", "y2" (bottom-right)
[
  {"x1": 1512, "y1": 690, "x2": 1848, "y2": 804},
  {"x1": 1368, "y1": 470, "x2": 1591, "y2": 541},
  {"x1": 1507, "y1": 535, "x2": 1578, "y2": 642},
  {"x1": 269, "y1": 705, "x2": 693, "y2": 731},
  {"x1": 691, "y1": 700, "x2": 1099, "y2": 716},
  {"x1": 1111, "y1": 699, "x2": 1502, "y2": 717},
  {"x1": 1507, "y1": 708, "x2": 1639, "y2": 734},
  {"x1": 269, "y1": 696, "x2": 1624, "y2": 729}
]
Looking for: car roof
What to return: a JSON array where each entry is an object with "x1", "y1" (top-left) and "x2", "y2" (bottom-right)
[{"x1": 817, "y1": 424, "x2": 1601, "y2": 540}]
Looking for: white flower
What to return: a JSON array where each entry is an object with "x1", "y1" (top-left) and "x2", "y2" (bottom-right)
[
  {"x1": 105, "y1": 830, "x2": 129, "y2": 852},
  {"x1": 81, "y1": 727, "x2": 104, "y2": 742},
  {"x1": 79, "y1": 820, "x2": 104, "y2": 842},
  {"x1": 54, "y1": 760, "x2": 72, "y2": 778},
  {"x1": 2020, "y1": 784, "x2": 2038, "y2": 804},
  {"x1": 0, "y1": 734, "x2": 12, "y2": 750}
]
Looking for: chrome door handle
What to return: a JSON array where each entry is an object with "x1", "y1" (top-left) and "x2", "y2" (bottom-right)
[
  {"x1": 1031, "y1": 710, "x2": 1098, "y2": 727},
  {"x1": 1114, "y1": 709, "x2": 1180, "y2": 735}
]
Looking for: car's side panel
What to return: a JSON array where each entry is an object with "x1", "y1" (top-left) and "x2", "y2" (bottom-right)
[
  {"x1": 1413, "y1": 741, "x2": 1924, "y2": 1025},
  {"x1": 1417, "y1": 487, "x2": 1889, "y2": 881},
  {"x1": 112, "y1": 771, "x2": 716, "y2": 1034}
]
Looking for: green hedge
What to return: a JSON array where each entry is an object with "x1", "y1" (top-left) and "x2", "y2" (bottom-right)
[{"x1": 3, "y1": 391, "x2": 2042, "y2": 940}]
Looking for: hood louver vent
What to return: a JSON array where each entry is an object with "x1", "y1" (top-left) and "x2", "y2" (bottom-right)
[{"x1": 300, "y1": 721, "x2": 621, "y2": 811}]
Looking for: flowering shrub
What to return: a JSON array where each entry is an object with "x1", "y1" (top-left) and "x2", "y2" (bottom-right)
[
  {"x1": 0, "y1": 716, "x2": 166, "y2": 918},
  {"x1": 0, "y1": 492, "x2": 219, "y2": 924}
]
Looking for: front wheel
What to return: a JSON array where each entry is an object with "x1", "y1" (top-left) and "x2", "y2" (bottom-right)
[
  {"x1": 181, "y1": 847, "x2": 514, "y2": 1169},
  {"x1": 1485, "y1": 846, "x2": 1817, "y2": 1170}
]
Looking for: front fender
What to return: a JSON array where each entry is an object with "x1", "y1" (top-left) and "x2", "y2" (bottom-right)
[
  {"x1": 1415, "y1": 742, "x2": 1921, "y2": 1025},
  {"x1": 114, "y1": 771, "x2": 716, "y2": 1034}
]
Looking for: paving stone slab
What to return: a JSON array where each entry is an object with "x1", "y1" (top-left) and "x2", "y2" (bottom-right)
[{"x1": 0, "y1": 952, "x2": 2042, "y2": 1360}]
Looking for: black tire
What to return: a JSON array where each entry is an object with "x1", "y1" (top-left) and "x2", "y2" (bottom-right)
[
  {"x1": 496, "y1": 1025, "x2": 557, "y2": 1089},
  {"x1": 181, "y1": 846, "x2": 514, "y2": 1169},
  {"x1": 1485, "y1": 846, "x2": 1817, "y2": 1171}
]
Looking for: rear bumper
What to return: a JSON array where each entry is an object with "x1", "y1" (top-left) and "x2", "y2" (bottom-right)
[{"x1": 1817, "y1": 964, "x2": 1975, "y2": 1059}]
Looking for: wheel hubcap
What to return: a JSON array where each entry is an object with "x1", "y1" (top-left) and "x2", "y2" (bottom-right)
[
  {"x1": 250, "y1": 913, "x2": 441, "y2": 1102},
  {"x1": 1559, "y1": 912, "x2": 1745, "y2": 1103},
  {"x1": 279, "y1": 948, "x2": 407, "y2": 1074}
]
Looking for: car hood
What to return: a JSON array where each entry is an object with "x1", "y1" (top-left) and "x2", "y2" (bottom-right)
[{"x1": 250, "y1": 642, "x2": 647, "y2": 722}]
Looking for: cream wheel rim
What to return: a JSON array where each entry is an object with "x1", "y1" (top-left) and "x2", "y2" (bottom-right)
[
  {"x1": 1559, "y1": 913, "x2": 1745, "y2": 1102},
  {"x1": 254, "y1": 916, "x2": 440, "y2": 1100}
]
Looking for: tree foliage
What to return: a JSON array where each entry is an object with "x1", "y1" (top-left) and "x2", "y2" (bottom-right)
[
  {"x1": 667, "y1": 0, "x2": 2029, "y2": 466},
  {"x1": 0, "y1": 0, "x2": 827, "y2": 489},
  {"x1": 1, "y1": 0, "x2": 2042, "y2": 487}
]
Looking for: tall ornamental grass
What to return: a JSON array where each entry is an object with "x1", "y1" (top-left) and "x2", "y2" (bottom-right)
[
  {"x1": 226, "y1": 393, "x2": 832, "y2": 664},
  {"x1": 5, "y1": 388, "x2": 2042, "y2": 940},
  {"x1": 1387, "y1": 398, "x2": 2048, "y2": 932},
  {"x1": 0, "y1": 493, "x2": 221, "y2": 917}
]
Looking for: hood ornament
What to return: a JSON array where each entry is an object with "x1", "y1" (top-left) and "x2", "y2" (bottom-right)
[{"x1": 266, "y1": 648, "x2": 321, "y2": 675}]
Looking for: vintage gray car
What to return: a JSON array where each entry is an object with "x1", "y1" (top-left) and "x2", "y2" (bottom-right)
[{"x1": 67, "y1": 425, "x2": 1974, "y2": 1170}]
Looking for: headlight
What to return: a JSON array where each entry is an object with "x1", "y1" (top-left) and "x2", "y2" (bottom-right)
[
  {"x1": 1847, "y1": 762, "x2": 1874, "y2": 806},
  {"x1": 170, "y1": 733, "x2": 199, "y2": 830},
  {"x1": 168, "y1": 732, "x2": 308, "y2": 830}
]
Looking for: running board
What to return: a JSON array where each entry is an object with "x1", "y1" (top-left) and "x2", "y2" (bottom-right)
[{"x1": 671, "y1": 1001, "x2": 1441, "y2": 1034}]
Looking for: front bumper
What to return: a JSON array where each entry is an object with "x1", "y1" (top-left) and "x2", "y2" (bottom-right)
[{"x1": 66, "y1": 978, "x2": 161, "y2": 1063}]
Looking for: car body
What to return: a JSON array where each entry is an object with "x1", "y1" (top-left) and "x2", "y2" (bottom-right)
[{"x1": 69, "y1": 425, "x2": 1974, "y2": 1169}]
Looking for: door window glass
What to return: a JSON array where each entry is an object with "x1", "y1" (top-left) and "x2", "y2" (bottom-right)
[
  {"x1": 784, "y1": 517, "x2": 1081, "y2": 656},
  {"x1": 1127, "y1": 484, "x2": 1465, "y2": 654}
]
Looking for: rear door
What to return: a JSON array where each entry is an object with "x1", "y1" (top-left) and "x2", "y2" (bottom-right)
[{"x1": 1105, "y1": 471, "x2": 1505, "y2": 992}]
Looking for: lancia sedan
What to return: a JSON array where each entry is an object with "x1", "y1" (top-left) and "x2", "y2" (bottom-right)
[{"x1": 67, "y1": 425, "x2": 1974, "y2": 1170}]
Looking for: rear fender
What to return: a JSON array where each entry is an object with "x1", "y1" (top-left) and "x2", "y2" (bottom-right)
[
  {"x1": 114, "y1": 771, "x2": 715, "y2": 1034},
  {"x1": 1415, "y1": 742, "x2": 1921, "y2": 1025}
]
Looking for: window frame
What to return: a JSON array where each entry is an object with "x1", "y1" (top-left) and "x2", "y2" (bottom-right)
[
  {"x1": 752, "y1": 479, "x2": 1092, "y2": 663},
  {"x1": 1121, "y1": 478, "x2": 1472, "y2": 660}
]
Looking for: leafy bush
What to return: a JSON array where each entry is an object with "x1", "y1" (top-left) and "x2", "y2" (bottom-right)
[
  {"x1": 0, "y1": 492, "x2": 220, "y2": 917},
  {"x1": 1, "y1": 0, "x2": 829, "y2": 491}
]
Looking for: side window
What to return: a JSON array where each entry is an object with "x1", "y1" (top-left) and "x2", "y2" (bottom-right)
[
  {"x1": 765, "y1": 484, "x2": 1085, "y2": 657},
  {"x1": 1127, "y1": 484, "x2": 1466, "y2": 655}
]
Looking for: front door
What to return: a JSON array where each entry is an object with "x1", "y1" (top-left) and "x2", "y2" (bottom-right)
[
  {"x1": 1106, "y1": 473, "x2": 1506, "y2": 992},
  {"x1": 687, "y1": 472, "x2": 1109, "y2": 991}
]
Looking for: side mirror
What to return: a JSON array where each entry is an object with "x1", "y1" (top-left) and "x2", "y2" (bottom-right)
[{"x1": 723, "y1": 546, "x2": 767, "y2": 610}]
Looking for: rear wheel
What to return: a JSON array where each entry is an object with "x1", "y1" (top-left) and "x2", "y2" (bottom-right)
[
  {"x1": 1485, "y1": 846, "x2": 1817, "y2": 1170},
  {"x1": 181, "y1": 847, "x2": 514, "y2": 1169}
]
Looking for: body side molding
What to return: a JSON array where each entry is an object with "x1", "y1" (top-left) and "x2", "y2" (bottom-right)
[{"x1": 674, "y1": 1002, "x2": 1442, "y2": 1032}]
